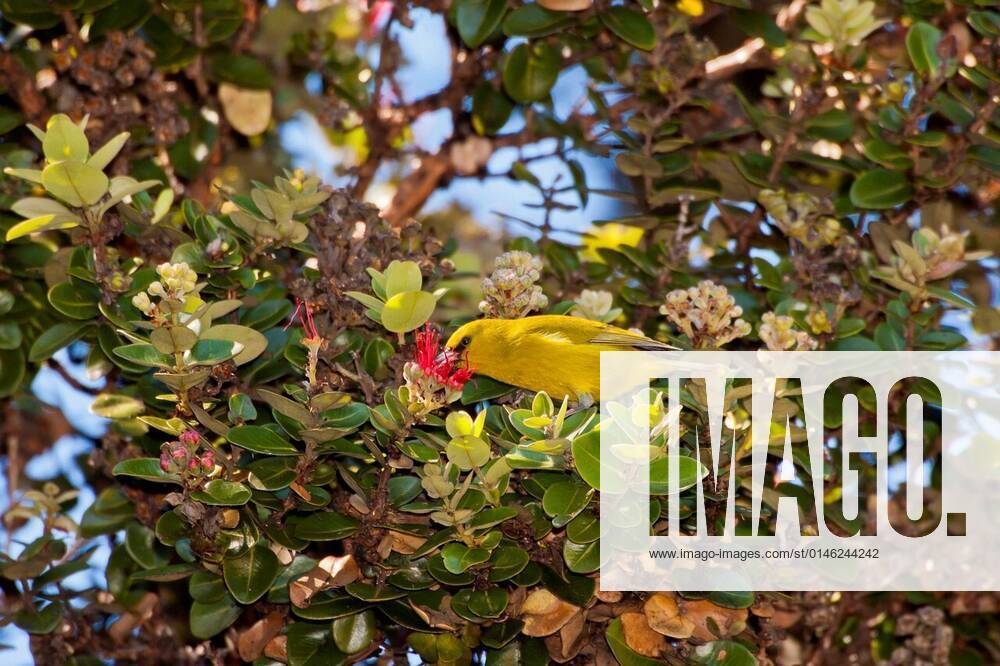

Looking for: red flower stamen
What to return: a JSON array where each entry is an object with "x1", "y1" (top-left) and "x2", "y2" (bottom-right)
[
  {"x1": 284, "y1": 298, "x2": 321, "y2": 340},
  {"x1": 414, "y1": 323, "x2": 474, "y2": 390}
]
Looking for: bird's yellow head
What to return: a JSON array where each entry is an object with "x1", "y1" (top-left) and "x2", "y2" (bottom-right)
[{"x1": 445, "y1": 319, "x2": 499, "y2": 376}]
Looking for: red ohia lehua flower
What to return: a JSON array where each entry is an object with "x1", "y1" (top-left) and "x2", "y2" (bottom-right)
[
  {"x1": 415, "y1": 323, "x2": 474, "y2": 390},
  {"x1": 285, "y1": 298, "x2": 323, "y2": 344}
]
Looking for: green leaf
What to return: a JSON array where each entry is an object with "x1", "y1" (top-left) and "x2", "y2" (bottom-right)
[
  {"x1": 566, "y1": 511, "x2": 600, "y2": 543},
  {"x1": 906, "y1": 21, "x2": 942, "y2": 77},
  {"x1": 849, "y1": 169, "x2": 912, "y2": 209},
  {"x1": 209, "y1": 54, "x2": 274, "y2": 89},
  {"x1": 461, "y1": 375, "x2": 515, "y2": 404},
  {"x1": 542, "y1": 480, "x2": 592, "y2": 517},
  {"x1": 332, "y1": 609, "x2": 376, "y2": 654},
  {"x1": 862, "y1": 138, "x2": 913, "y2": 170},
  {"x1": 5, "y1": 214, "x2": 80, "y2": 241},
  {"x1": 0, "y1": 106, "x2": 23, "y2": 134},
  {"x1": 227, "y1": 425, "x2": 300, "y2": 455},
  {"x1": 388, "y1": 475, "x2": 423, "y2": 507},
  {"x1": 190, "y1": 593, "x2": 242, "y2": 639},
  {"x1": 571, "y1": 430, "x2": 601, "y2": 490},
  {"x1": 28, "y1": 321, "x2": 90, "y2": 362},
  {"x1": 287, "y1": 621, "x2": 347, "y2": 665},
  {"x1": 466, "y1": 588, "x2": 509, "y2": 618},
  {"x1": 293, "y1": 511, "x2": 359, "y2": 541},
  {"x1": 112, "y1": 458, "x2": 182, "y2": 485},
  {"x1": 188, "y1": 338, "x2": 240, "y2": 365},
  {"x1": 113, "y1": 343, "x2": 173, "y2": 368},
  {"x1": 968, "y1": 11, "x2": 1000, "y2": 37},
  {"x1": 3, "y1": 167, "x2": 44, "y2": 185},
  {"x1": 616, "y1": 152, "x2": 663, "y2": 178},
  {"x1": 48, "y1": 282, "x2": 99, "y2": 319},
  {"x1": 0, "y1": 322, "x2": 22, "y2": 350},
  {"x1": 835, "y1": 318, "x2": 866, "y2": 338},
  {"x1": 0, "y1": 348, "x2": 25, "y2": 398},
  {"x1": 731, "y1": 9, "x2": 786, "y2": 48},
  {"x1": 874, "y1": 322, "x2": 905, "y2": 351},
  {"x1": 691, "y1": 640, "x2": 759, "y2": 665},
  {"x1": 384, "y1": 260, "x2": 424, "y2": 298},
  {"x1": 469, "y1": 506, "x2": 519, "y2": 530},
  {"x1": 472, "y1": 83, "x2": 514, "y2": 136},
  {"x1": 828, "y1": 335, "x2": 880, "y2": 351},
  {"x1": 649, "y1": 455, "x2": 709, "y2": 495},
  {"x1": 150, "y1": 325, "x2": 198, "y2": 355},
  {"x1": 91, "y1": 393, "x2": 145, "y2": 419},
  {"x1": 927, "y1": 286, "x2": 975, "y2": 309},
  {"x1": 42, "y1": 161, "x2": 109, "y2": 207},
  {"x1": 223, "y1": 544, "x2": 280, "y2": 604},
  {"x1": 87, "y1": 131, "x2": 130, "y2": 170},
  {"x1": 502, "y1": 4, "x2": 574, "y2": 37},
  {"x1": 441, "y1": 543, "x2": 490, "y2": 574},
  {"x1": 563, "y1": 539, "x2": 599, "y2": 573},
  {"x1": 600, "y1": 7, "x2": 656, "y2": 51},
  {"x1": 805, "y1": 109, "x2": 854, "y2": 142},
  {"x1": 503, "y1": 43, "x2": 561, "y2": 104},
  {"x1": 706, "y1": 591, "x2": 756, "y2": 609},
  {"x1": 540, "y1": 564, "x2": 594, "y2": 607},
  {"x1": 189, "y1": 571, "x2": 227, "y2": 603},
  {"x1": 43, "y1": 114, "x2": 89, "y2": 163},
  {"x1": 191, "y1": 479, "x2": 252, "y2": 506},
  {"x1": 345, "y1": 582, "x2": 406, "y2": 602},
  {"x1": 446, "y1": 434, "x2": 491, "y2": 470},
  {"x1": 482, "y1": 619, "x2": 524, "y2": 649},
  {"x1": 968, "y1": 145, "x2": 1000, "y2": 173},
  {"x1": 455, "y1": 0, "x2": 507, "y2": 48},
  {"x1": 488, "y1": 546, "x2": 530, "y2": 582},
  {"x1": 14, "y1": 601, "x2": 64, "y2": 635},
  {"x1": 381, "y1": 290, "x2": 436, "y2": 333},
  {"x1": 130, "y1": 563, "x2": 201, "y2": 582},
  {"x1": 246, "y1": 457, "x2": 298, "y2": 490},
  {"x1": 125, "y1": 522, "x2": 170, "y2": 569}
]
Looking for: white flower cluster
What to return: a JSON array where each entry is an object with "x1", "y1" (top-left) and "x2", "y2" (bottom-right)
[
  {"x1": 660, "y1": 280, "x2": 751, "y2": 348},
  {"x1": 132, "y1": 262, "x2": 198, "y2": 316},
  {"x1": 758, "y1": 189, "x2": 842, "y2": 250},
  {"x1": 570, "y1": 289, "x2": 621, "y2": 323},
  {"x1": 479, "y1": 251, "x2": 549, "y2": 319},
  {"x1": 403, "y1": 362, "x2": 464, "y2": 417},
  {"x1": 449, "y1": 136, "x2": 492, "y2": 176},
  {"x1": 758, "y1": 312, "x2": 817, "y2": 351}
]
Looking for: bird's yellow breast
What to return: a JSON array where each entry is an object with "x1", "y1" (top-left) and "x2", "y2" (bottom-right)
[
  {"x1": 449, "y1": 315, "x2": 666, "y2": 401},
  {"x1": 472, "y1": 329, "x2": 607, "y2": 400}
]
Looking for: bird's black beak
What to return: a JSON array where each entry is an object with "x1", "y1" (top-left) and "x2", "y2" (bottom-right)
[{"x1": 436, "y1": 349, "x2": 460, "y2": 366}]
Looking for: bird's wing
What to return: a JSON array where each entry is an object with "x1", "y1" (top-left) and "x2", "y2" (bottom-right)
[
  {"x1": 518, "y1": 316, "x2": 677, "y2": 350},
  {"x1": 589, "y1": 329, "x2": 678, "y2": 351}
]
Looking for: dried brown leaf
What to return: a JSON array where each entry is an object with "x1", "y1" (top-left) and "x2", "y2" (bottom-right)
[
  {"x1": 289, "y1": 554, "x2": 360, "y2": 608},
  {"x1": 620, "y1": 611, "x2": 668, "y2": 658},
  {"x1": 237, "y1": 611, "x2": 284, "y2": 662},
  {"x1": 520, "y1": 589, "x2": 581, "y2": 637}
]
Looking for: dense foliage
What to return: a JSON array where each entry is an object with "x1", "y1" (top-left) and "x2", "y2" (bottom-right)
[{"x1": 0, "y1": 0, "x2": 997, "y2": 665}]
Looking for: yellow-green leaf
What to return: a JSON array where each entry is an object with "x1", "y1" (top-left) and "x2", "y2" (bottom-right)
[
  {"x1": 87, "y1": 131, "x2": 129, "y2": 170},
  {"x1": 6, "y1": 215, "x2": 79, "y2": 242},
  {"x1": 43, "y1": 114, "x2": 89, "y2": 163},
  {"x1": 42, "y1": 161, "x2": 109, "y2": 207},
  {"x1": 380, "y1": 290, "x2": 436, "y2": 333}
]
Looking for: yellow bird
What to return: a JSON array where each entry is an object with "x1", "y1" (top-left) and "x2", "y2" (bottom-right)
[{"x1": 445, "y1": 315, "x2": 675, "y2": 401}]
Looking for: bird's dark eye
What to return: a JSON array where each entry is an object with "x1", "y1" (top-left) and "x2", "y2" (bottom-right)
[{"x1": 459, "y1": 336, "x2": 472, "y2": 349}]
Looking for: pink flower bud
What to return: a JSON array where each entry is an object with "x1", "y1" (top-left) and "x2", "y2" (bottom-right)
[
  {"x1": 160, "y1": 452, "x2": 171, "y2": 472},
  {"x1": 171, "y1": 445, "x2": 187, "y2": 460},
  {"x1": 188, "y1": 458, "x2": 200, "y2": 470},
  {"x1": 179, "y1": 430, "x2": 200, "y2": 445}
]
